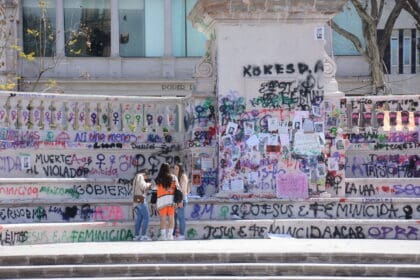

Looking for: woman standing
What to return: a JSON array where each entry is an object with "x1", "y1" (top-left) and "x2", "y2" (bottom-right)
[
  {"x1": 173, "y1": 163, "x2": 189, "y2": 240},
  {"x1": 155, "y1": 163, "x2": 179, "y2": 240},
  {"x1": 132, "y1": 170, "x2": 152, "y2": 241}
]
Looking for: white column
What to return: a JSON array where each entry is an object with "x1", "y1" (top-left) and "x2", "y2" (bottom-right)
[
  {"x1": 56, "y1": 0, "x2": 65, "y2": 56},
  {"x1": 110, "y1": 0, "x2": 120, "y2": 57},
  {"x1": 164, "y1": 0, "x2": 172, "y2": 57}
]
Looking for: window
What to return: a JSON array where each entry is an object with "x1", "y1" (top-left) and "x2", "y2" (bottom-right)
[
  {"x1": 403, "y1": 37, "x2": 411, "y2": 65},
  {"x1": 22, "y1": 0, "x2": 204, "y2": 58},
  {"x1": 119, "y1": 0, "x2": 145, "y2": 57},
  {"x1": 22, "y1": 0, "x2": 56, "y2": 57},
  {"x1": 64, "y1": 0, "x2": 111, "y2": 57},
  {"x1": 144, "y1": 0, "x2": 164, "y2": 57},
  {"x1": 390, "y1": 37, "x2": 398, "y2": 66},
  {"x1": 417, "y1": 36, "x2": 419, "y2": 66},
  {"x1": 331, "y1": 2, "x2": 364, "y2": 56},
  {"x1": 172, "y1": 0, "x2": 206, "y2": 57}
]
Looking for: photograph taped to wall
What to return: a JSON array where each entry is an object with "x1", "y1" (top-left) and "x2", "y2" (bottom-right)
[
  {"x1": 302, "y1": 119, "x2": 314, "y2": 133},
  {"x1": 226, "y1": 122, "x2": 238, "y2": 136},
  {"x1": 279, "y1": 133, "x2": 290, "y2": 147},
  {"x1": 316, "y1": 164, "x2": 326, "y2": 177},
  {"x1": 335, "y1": 139, "x2": 345, "y2": 150},
  {"x1": 246, "y1": 134, "x2": 259, "y2": 147},
  {"x1": 222, "y1": 135, "x2": 232, "y2": 147},
  {"x1": 244, "y1": 121, "x2": 255, "y2": 135},
  {"x1": 312, "y1": 105, "x2": 321, "y2": 117},
  {"x1": 314, "y1": 122, "x2": 324, "y2": 133},
  {"x1": 324, "y1": 101, "x2": 332, "y2": 113},
  {"x1": 268, "y1": 117, "x2": 279, "y2": 132},
  {"x1": 192, "y1": 172, "x2": 202, "y2": 185},
  {"x1": 327, "y1": 157, "x2": 339, "y2": 171},
  {"x1": 279, "y1": 121, "x2": 289, "y2": 133},
  {"x1": 20, "y1": 155, "x2": 31, "y2": 170},
  {"x1": 193, "y1": 157, "x2": 201, "y2": 170},
  {"x1": 201, "y1": 158, "x2": 213, "y2": 171},
  {"x1": 314, "y1": 26, "x2": 325, "y2": 40}
]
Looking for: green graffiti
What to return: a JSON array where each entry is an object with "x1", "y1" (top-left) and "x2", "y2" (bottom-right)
[
  {"x1": 34, "y1": 207, "x2": 47, "y2": 221},
  {"x1": 39, "y1": 186, "x2": 80, "y2": 199},
  {"x1": 219, "y1": 206, "x2": 229, "y2": 219},
  {"x1": 187, "y1": 228, "x2": 198, "y2": 239},
  {"x1": 46, "y1": 131, "x2": 54, "y2": 142},
  {"x1": 70, "y1": 229, "x2": 134, "y2": 243}
]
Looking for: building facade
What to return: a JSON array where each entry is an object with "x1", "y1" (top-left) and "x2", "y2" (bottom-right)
[{"x1": 0, "y1": 0, "x2": 419, "y2": 245}]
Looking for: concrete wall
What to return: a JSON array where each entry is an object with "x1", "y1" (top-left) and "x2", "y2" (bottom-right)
[{"x1": 215, "y1": 22, "x2": 330, "y2": 199}]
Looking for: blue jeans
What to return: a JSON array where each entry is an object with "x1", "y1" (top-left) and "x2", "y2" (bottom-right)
[
  {"x1": 134, "y1": 202, "x2": 149, "y2": 236},
  {"x1": 174, "y1": 200, "x2": 186, "y2": 236}
]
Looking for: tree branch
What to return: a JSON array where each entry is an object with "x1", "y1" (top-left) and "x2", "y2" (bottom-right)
[
  {"x1": 378, "y1": 0, "x2": 385, "y2": 20},
  {"x1": 351, "y1": 0, "x2": 375, "y2": 26},
  {"x1": 403, "y1": 0, "x2": 420, "y2": 27},
  {"x1": 378, "y1": 1, "x2": 406, "y2": 58},
  {"x1": 329, "y1": 20, "x2": 368, "y2": 60},
  {"x1": 371, "y1": 0, "x2": 378, "y2": 23}
]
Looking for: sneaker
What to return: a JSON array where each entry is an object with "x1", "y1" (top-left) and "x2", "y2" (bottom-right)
[
  {"x1": 167, "y1": 234, "x2": 174, "y2": 241},
  {"x1": 158, "y1": 235, "x2": 167, "y2": 241},
  {"x1": 140, "y1": 236, "x2": 151, "y2": 241},
  {"x1": 133, "y1": 235, "x2": 141, "y2": 241},
  {"x1": 176, "y1": 235, "x2": 185, "y2": 240}
]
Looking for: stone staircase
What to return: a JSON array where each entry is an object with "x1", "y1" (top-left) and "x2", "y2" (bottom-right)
[{"x1": 0, "y1": 239, "x2": 419, "y2": 279}]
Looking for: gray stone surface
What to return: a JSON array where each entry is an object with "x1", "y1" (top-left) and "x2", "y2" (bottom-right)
[{"x1": 1, "y1": 239, "x2": 420, "y2": 278}]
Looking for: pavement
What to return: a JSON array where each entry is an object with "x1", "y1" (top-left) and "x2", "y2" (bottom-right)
[{"x1": 2, "y1": 238, "x2": 420, "y2": 258}]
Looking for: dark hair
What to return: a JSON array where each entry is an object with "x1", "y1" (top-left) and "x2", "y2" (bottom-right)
[
  {"x1": 155, "y1": 163, "x2": 172, "y2": 189},
  {"x1": 137, "y1": 169, "x2": 148, "y2": 176},
  {"x1": 175, "y1": 163, "x2": 185, "y2": 182}
]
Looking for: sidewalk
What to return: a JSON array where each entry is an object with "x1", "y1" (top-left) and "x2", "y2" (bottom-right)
[{"x1": 2, "y1": 238, "x2": 420, "y2": 257}]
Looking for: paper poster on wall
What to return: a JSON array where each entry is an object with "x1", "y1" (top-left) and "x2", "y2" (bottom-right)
[
  {"x1": 268, "y1": 117, "x2": 279, "y2": 132},
  {"x1": 279, "y1": 121, "x2": 289, "y2": 133},
  {"x1": 230, "y1": 179, "x2": 244, "y2": 192},
  {"x1": 249, "y1": 172, "x2": 259, "y2": 184},
  {"x1": 193, "y1": 157, "x2": 201, "y2": 170},
  {"x1": 279, "y1": 133, "x2": 290, "y2": 147},
  {"x1": 314, "y1": 26, "x2": 325, "y2": 40},
  {"x1": 316, "y1": 164, "x2": 326, "y2": 177},
  {"x1": 246, "y1": 134, "x2": 259, "y2": 147},
  {"x1": 293, "y1": 133, "x2": 321, "y2": 155},
  {"x1": 302, "y1": 119, "x2": 314, "y2": 133},
  {"x1": 226, "y1": 122, "x2": 238, "y2": 136},
  {"x1": 276, "y1": 172, "x2": 308, "y2": 199},
  {"x1": 244, "y1": 121, "x2": 255, "y2": 135},
  {"x1": 201, "y1": 158, "x2": 213, "y2": 171},
  {"x1": 312, "y1": 105, "x2": 321, "y2": 117},
  {"x1": 314, "y1": 122, "x2": 324, "y2": 133},
  {"x1": 327, "y1": 157, "x2": 339, "y2": 171},
  {"x1": 20, "y1": 155, "x2": 31, "y2": 170}
]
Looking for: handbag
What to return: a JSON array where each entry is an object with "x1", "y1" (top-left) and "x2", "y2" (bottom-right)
[
  {"x1": 133, "y1": 195, "x2": 144, "y2": 204},
  {"x1": 173, "y1": 188, "x2": 183, "y2": 204},
  {"x1": 150, "y1": 190, "x2": 157, "y2": 204}
]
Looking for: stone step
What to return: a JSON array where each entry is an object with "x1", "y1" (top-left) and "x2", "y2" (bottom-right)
[
  {"x1": 1, "y1": 249, "x2": 417, "y2": 266},
  {"x1": 2, "y1": 196, "x2": 420, "y2": 223},
  {"x1": 17, "y1": 277, "x2": 420, "y2": 280},
  {"x1": 1, "y1": 239, "x2": 418, "y2": 278},
  {"x1": 2, "y1": 218, "x2": 420, "y2": 245},
  {"x1": 1, "y1": 263, "x2": 420, "y2": 279}
]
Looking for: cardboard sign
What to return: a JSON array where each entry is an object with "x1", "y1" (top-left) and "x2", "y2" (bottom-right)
[{"x1": 276, "y1": 172, "x2": 308, "y2": 199}]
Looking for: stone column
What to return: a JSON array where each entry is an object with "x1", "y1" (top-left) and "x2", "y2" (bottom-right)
[
  {"x1": 189, "y1": 0, "x2": 347, "y2": 198},
  {"x1": 56, "y1": 0, "x2": 65, "y2": 56},
  {"x1": 0, "y1": 0, "x2": 18, "y2": 89}
]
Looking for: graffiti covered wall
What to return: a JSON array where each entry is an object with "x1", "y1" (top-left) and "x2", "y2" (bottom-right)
[{"x1": 0, "y1": 92, "x2": 183, "y2": 179}]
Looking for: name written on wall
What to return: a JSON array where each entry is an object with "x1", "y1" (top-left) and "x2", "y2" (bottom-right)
[{"x1": 161, "y1": 84, "x2": 195, "y2": 91}]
